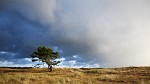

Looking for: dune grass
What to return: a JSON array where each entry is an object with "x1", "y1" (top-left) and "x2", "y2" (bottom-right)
[{"x1": 0, "y1": 67, "x2": 149, "y2": 84}]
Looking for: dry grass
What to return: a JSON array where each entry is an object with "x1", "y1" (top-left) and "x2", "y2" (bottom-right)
[{"x1": 0, "y1": 67, "x2": 149, "y2": 84}]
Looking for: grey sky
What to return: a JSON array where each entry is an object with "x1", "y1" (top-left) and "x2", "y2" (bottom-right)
[{"x1": 0, "y1": 0, "x2": 150, "y2": 67}]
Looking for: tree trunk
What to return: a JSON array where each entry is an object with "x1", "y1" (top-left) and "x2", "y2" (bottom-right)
[{"x1": 48, "y1": 65, "x2": 52, "y2": 72}]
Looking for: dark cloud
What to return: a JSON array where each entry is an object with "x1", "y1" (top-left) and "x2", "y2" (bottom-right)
[
  {"x1": 0, "y1": 0, "x2": 98, "y2": 67},
  {"x1": 0, "y1": 12, "x2": 53, "y2": 63}
]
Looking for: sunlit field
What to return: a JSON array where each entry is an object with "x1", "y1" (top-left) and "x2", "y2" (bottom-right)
[{"x1": 0, "y1": 67, "x2": 149, "y2": 84}]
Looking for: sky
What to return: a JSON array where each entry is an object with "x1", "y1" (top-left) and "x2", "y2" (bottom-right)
[{"x1": 0, "y1": 0, "x2": 150, "y2": 68}]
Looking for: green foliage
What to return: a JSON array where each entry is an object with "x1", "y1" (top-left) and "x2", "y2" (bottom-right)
[{"x1": 31, "y1": 46, "x2": 60, "y2": 66}]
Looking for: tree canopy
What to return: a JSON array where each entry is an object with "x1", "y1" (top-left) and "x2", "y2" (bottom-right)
[{"x1": 31, "y1": 46, "x2": 60, "y2": 71}]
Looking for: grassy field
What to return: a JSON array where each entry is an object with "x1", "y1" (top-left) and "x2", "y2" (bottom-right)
[{"x1": 0, "y1": 67, "x2": 149, "y2": 84}]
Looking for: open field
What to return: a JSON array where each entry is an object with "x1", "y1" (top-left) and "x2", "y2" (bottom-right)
[{"x1": 0, "y1": 67, "x2": 149, "y2": 84}]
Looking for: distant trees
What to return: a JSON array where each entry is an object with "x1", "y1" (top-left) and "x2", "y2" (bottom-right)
[{"x1": 31, "y1": 46, "x2": 60, "y2": 71}]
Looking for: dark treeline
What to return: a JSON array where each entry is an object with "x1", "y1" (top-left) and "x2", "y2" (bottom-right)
[{"x1": 0, "y1": 67, "x2": 33, "y2": 69}]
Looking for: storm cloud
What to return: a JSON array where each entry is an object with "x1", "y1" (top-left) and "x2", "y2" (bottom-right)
[{"x1": 0, "y1": 0, "x2": 150, "y2": 67}]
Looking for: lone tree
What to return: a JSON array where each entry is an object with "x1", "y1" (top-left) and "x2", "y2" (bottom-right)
[{"x1": 31, "y1": 46, "x2": 60, "y2": 71}]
